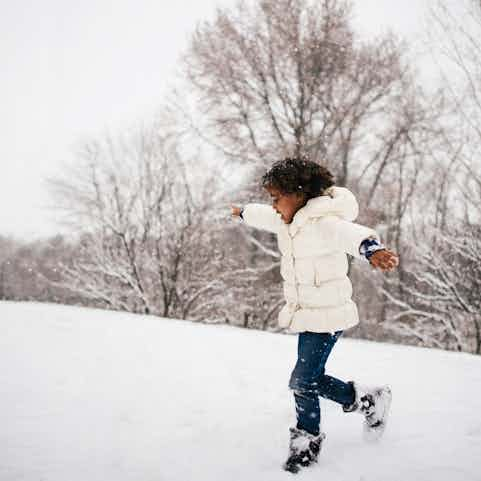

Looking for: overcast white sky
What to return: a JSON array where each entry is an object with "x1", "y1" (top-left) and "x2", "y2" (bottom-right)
[{"x1": 1, "y1": 0, "x2": 439, "y2": 242}]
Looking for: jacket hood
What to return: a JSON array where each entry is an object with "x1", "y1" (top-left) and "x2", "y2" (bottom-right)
[
  {"x1": 287, "y1": 186, "x2": 359, "y2": 236},
  {"x1": 305, "y1": 186, "x2": 359, "y2": 221}
]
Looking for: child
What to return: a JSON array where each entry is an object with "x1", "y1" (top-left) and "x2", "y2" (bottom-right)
[{"x1": 230, "y1": 158, "x2": 399, "y2": 474}]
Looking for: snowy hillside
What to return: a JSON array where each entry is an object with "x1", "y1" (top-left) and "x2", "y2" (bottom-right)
[{"x1": 1, "y1": 301, "x2": 480, "y2": 481}]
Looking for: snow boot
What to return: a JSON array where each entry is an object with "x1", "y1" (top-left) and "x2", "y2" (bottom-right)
[
  {"x1": 343, "y1": 381, "x2": 392, "y2": 442},
  {"x1": 282, "y1": 426, "x2": 326, "y2": 474}
]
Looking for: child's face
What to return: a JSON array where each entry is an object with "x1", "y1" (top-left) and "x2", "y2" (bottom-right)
[{"x1": 266, "y1": 186, "x2": 306, "y2": 224}]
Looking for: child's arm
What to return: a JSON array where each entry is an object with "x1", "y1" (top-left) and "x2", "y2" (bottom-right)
[
  {"x1": 230, "y1": 203, "x2": 282, "y2": 234},
  {"x1": 359, "y1": 237, "x2": 398, "y2": 272},
  {"x1": 331, "y1": 218, "x2": 398, "y2": 272}
]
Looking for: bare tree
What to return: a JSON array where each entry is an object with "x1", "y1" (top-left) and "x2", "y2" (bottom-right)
[
  {"x1": 0, "y1": 235, "x2": 18, "y2": 300},
  {"x1": 44, "y1": 123, "x2": 229, "y2": 319},
  {"x1": 377, "y1": 0, "x2": 481, "y2": 354},
  {"x1": 182, "y1": 0, "x2": 423, "y2": 186},
  {"x1": 381, "y1": 224, "x2": 481, "y2": 353},
  {"x1": 426, "y1": 0, "x2": 481, "y2": 210}
]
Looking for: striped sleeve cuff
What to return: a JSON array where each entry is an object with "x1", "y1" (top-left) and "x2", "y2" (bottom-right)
[{"x1": 359, "y1": 237, "x2": 386, "y2": 260}]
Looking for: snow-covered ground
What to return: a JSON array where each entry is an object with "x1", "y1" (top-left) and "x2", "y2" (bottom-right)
[{"x1": 1, "y1": 301, "x2": 480, "y2": 481}]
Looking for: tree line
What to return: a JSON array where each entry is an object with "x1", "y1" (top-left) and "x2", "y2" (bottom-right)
[{"x1": 3, "y1": 0, "x2": 480, "y2": 354}]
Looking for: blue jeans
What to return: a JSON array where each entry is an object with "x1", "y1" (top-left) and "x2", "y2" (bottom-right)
[{"x1": 288, "y1": 330, "x2": 356, "y2": 436}]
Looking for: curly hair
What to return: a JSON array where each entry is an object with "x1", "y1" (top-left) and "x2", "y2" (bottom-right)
[{"x1": 261, "y1": 157, "x2": 335, "y2": 200}]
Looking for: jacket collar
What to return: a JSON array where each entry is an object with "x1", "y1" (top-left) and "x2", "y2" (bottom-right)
[{"x1": 286, "y1": 186, "x2": 359, "y2": 237}]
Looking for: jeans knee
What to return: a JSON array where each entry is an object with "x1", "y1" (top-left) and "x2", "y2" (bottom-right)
[
  {"x1": 289, "y1": 377, "x2": 316, "y2": 396},
  {"x1": 289, "y1": 374, "x2": 305, "y2": 392},
  {"x1": 292, "y1": 389, "x2": 318, "y2": 404},
  {"x1": 289, "y1": 371, "x2": 325, "y2": 393}
]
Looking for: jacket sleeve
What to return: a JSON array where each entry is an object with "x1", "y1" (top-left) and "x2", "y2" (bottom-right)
[
  {"x1": 333, "y1": 217, "x2": 381, "y2": 259},
  {"x1": 240, "y1": 203, "x2": 283, "y2": 234}
]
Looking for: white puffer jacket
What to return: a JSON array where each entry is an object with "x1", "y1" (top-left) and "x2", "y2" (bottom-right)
[{"x1": 241, "y1": 186, "x2": 380, "y2": 334}]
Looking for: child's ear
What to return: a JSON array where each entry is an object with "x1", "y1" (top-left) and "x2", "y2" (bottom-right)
[{"x1": 295, "y1": 192, "x2": 308, "y2": 206}]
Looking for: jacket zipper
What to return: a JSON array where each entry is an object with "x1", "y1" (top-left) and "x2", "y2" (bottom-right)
[{"x1": 288, "y1": 228, "x2": 300, "y2": 319}]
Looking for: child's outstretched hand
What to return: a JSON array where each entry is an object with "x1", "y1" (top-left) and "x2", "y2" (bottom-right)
[
  {"x1": 369, "y1": 249, "x2": 399, "y2": 272},
  {"x1": 230, "y1": 205, "x2": 243, "y2": 217}
]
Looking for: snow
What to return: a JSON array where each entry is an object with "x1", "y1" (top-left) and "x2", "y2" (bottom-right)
[{"x1": 1, "y1": 301, "x2": 480, "y2": 481}]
